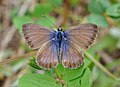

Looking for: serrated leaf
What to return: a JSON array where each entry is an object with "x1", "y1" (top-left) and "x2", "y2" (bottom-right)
[
  {"x1": 13, "y1": 16, "x2": 32, "y2": 33},
  {"x1": 19, "y1": 74, "x2": 56, "y2": 87},
  {"x1": 106, "y1": 3, "x2": 120, "y2": 17},
  {"x1": 80, "y1": 68, "x2": 92, "y2": 87},
  {"x1": 87, "y1": 14, "x2": 109, "y2": 27}
]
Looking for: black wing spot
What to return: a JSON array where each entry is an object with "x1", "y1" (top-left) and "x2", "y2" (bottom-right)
[
  {"x1": 27, "y1": 41, "x2": 32, "y2": 44},
  {"x1": 25, "y1": 37, "x2": 29, "y2": 39}
]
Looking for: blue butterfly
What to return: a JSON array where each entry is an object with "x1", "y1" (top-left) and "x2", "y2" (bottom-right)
[{"x1": 22, "y1": 23, "x2": 98, "y2": 69}]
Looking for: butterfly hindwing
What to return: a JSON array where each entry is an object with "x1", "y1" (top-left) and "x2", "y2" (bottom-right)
[
  {"x1": 61, "y1": 41, "x2": 84, "y2": 69},
  {"x1": 22, "y1": 23, "x2": 54, "y2": 50},
  {"x1": 65, "y1": 23, "x2": 98, "y2": 49},
  {"x1": 36, "y1": 41, "x2": 59, "y2": 69}
]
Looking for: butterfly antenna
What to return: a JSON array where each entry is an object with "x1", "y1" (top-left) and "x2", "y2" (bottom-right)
[
  {"x1": 64, "y1": 20, "x2": 80, "y2": 30},
  {"x1": 41, "y1": 6, "x2": 57, "y2": 28},
  {"x1": 42, "y1": 14, "x2": 57, "y2": 28}
]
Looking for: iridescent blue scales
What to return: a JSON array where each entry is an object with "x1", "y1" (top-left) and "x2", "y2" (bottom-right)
[{"x1": 22, "y1": 23, "x2": 98, "y2": 69}]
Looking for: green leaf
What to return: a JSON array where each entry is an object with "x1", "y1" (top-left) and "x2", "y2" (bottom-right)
[
  {"x1": 70, "y1": 0, "x2": 79, "y2": 7},
  {"x1": 87, "y1": 14, "x2": 109, "y2": 27},
  {"x1": 88, "y1": 0, "x2": 111, "y2": 14},
  {"x1": 55, "y1": 56, "x2": 92, "y2": 82},
  {"x1": 47, "y1": 0, "x2": 63, "y2": 7},
  {"x1": 35, "y1": 15, "x2": 56, "y2": 27},
  {"x1": 67, "y1": 77, "x2": 81, "y2": 87},
  {"x1": 55, "y1": 64, "x2": 65, "y2": 78},
  {"x1": 99, "y1": 0, "x2": 111, "y2": 10},
  {"x1": 28, "y1": 57, "x2": 42, "y2": 70},
  {"x1": 44, "y1": 69, "x2": 55, "y2": 77},
  {"x1": 13, "y1": 16, "x2": 32, "y2": 33},
  {"x1": 32, "y1": 3, "x2": 53, "y2": 17},
  {"x1": 63, "y1": 64, "x2": 85, "y2": 81},
  {"x1": 54, "y1": 83, "x2": 62, "y2": 87},
  {"x1": 84, "y1": 57, "x2": 92, "y2": 68},
  {"x1": 21, "y1": 43, "x2": 31, "y2": 52},
  {"x1": 54, "y1": 56, "x2": 92, "y2": 82},
  {"x1": 67, "y1": 68, "x2": 91, "y2": 87},
  {"x1": 88, "y1": 0, "x2": 108, "y2": 14},
  {"x1": 106, "y1": 3, "x2": 120, "y2": 17},
  {"x1": 80, "y1": 68, "x2": 92, "y2": 87},
  {"x1": 19, "y1": 74, "x2": 57, "y2": 87}
]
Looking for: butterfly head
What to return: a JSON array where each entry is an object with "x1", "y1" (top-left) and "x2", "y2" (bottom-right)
[{"x1": 57, "y1": 27, "x2": 63, "y2": 31}]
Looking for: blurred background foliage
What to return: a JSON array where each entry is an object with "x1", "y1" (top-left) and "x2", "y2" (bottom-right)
[{"x1": 0, "y1": 0, "x2": 120, "y2": 87}]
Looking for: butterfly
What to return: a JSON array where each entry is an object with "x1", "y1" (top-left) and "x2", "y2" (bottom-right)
[{"x1": 22, "y1": 23, "x2": 98, "y2": 69}]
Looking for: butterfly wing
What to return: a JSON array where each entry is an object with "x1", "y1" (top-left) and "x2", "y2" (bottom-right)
[
  {"x1": 61, "y1": 41, "x2": 84, "y2": 69},
  {"x1": 22, "y1": 23, "x2": 54, "y2": 50},
  {"x1": 36, "y1": 41, "x2": 59, "y2": 69},
  {"x1": 65, "y1": 23, "x2": 98, "y2": 49}
]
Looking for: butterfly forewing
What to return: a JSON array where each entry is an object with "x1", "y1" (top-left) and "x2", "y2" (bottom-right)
[
  {"x1": 61, "y1": 41, "x2": 84, "y2": 69},
  {"x1": 36, "y1": 41, "x2": 59, "y2": 69},
  {"x1": 65, "y1": 23, "x2": 98, "y2": 49},
  {"x1": 22, "y1": 23, "x2": 53, "y2": 50}
]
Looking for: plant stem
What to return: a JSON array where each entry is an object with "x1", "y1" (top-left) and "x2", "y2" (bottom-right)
[
  {"x1": 84, "y1": 50, "x2": 120, "y2": 81},
  {"x1": 61, "y1": 0, "x2": 70, "y2": 26},
  {"x1": 54, "y1": 68, "x2": 62, "y2": 79},
  {"x1": 54, "y1": 68, "x2": 67, "y2": 86},
  {"x1": 0, "y1": 50, "x2": 37, "y2": 65}
]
